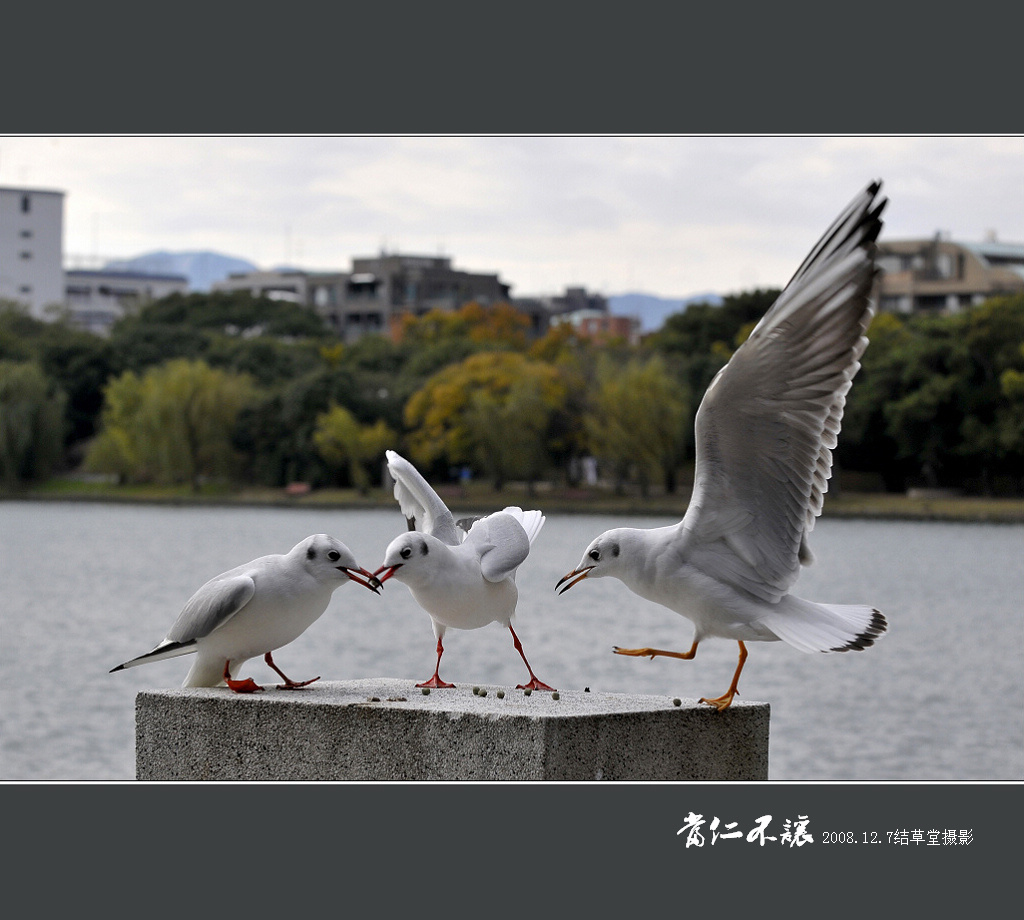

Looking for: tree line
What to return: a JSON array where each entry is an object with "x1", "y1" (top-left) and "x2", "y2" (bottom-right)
[{"x1": 2, "y1": 287, "x2": 1023, "y2": 496}]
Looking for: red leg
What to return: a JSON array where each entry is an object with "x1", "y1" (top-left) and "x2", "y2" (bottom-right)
[
  {"x1": 510, "y1": 626, "x2": 556, "y2": 691},
  {"x1": 223, "y1": 660, "x2": 263, "y2": 693},
  {"x1": 416, "y1": 637, "x2": 455, "y2": 688},
  {"x1": 265, "y1": 651, "x2": 319, "y2": 690}
]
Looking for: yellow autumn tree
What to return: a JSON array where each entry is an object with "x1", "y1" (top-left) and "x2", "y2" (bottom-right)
[
  {"x1": 395, "y1": 301, "x2": 530, "y2": 350},
  {"x1": 404, "y1": 351, "x2": 568, "y2": 489}
]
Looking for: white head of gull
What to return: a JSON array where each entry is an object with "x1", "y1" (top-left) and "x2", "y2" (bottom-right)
[{"x1": 557, "y1": 181, "x2": 889, "y2": 711}]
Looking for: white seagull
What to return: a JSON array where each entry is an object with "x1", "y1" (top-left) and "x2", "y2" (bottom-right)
[
  {"x1": 556, "y1": 181, "x2": 889, "y2": 711},
  {"x1": 111, "y1": 534, "x2": 380, "y2": 691},
  {"x1": 374, "y1": 449, "x2": 554, "y2": 691}
]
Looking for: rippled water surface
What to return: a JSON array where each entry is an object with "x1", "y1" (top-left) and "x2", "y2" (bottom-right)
[{"x1": 2, "y1": 500, "x2": 1021, "y2": 781}]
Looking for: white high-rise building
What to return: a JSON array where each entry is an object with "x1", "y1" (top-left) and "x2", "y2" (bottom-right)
[{"x1": 0, "y1": 185, "x2": 65, "y2": 317}]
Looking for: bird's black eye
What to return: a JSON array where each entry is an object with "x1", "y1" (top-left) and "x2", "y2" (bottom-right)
[
  {"x1": 327, "y1": 550, "x2": 341, "y2": 562},
  {"x1": 400, "y1": 546, "x2": 413, "y2": 560},
  {"x1": 589, "y1": 549, "x2": 600, "y2": 561}
]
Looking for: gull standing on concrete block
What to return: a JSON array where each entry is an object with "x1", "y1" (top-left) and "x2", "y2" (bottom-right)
[
  {"x1": 111, "y1": 534, "x2": 380, "y2": 692},
  {"x1": 556, "y1": 181, "x2": 889, "y2": 710},
  {"x1": 374, "y1": 449, "x2": 554, "y2": 691}
]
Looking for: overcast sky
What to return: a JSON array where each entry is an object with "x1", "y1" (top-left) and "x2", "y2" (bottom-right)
[{"x1": 2, "y1": 135, "x2": 1022, "y2": 300}]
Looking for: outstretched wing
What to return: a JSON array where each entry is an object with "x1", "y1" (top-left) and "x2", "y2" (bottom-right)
[
  {"x1": 682, "y1": 181, "x2": 886, "y2": 603},
  {"x1": 385, "y1": 450, "x2": 461, "y2": 546},
  {"x1": 464, "y1": 511, "x2": 533, "y2": 582}
]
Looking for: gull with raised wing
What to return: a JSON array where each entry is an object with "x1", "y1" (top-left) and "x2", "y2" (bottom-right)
[
  {"x1": 556, "y1": 181, "x2": 889, "y2": 710},
  {"x1": 374, "y1": 449, "x2": 554, "y2": 691},
  {"x1": 111, "y1": 534, "x2": 380, "y2": 691}
]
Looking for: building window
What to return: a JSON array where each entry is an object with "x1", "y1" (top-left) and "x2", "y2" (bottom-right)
[
  {"x1": 20, "y1": 229, "x2": 33, "y2": 238},
  {"x1": 21, "y1": 195, "x2": 31, "y2": 213},
  {"x1": 19, "y1": 285, "x2": 32, "y2": 295},
  {"x1": 20, "y1": 251, "x2": 33, "y2": 259}
]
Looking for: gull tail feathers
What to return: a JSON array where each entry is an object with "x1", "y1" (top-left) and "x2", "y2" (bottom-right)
[
  {"x1": 109, "y1": 639, "x2": 196, "y2": 673},
  {"x1": 497, "y1": 506, "x2": 545, "y2": 544},
  {"x1": 760, "y1": 596, "x2": 887, "y2": 654}
]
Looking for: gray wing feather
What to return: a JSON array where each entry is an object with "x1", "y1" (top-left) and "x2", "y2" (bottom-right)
[
  {"x1": 464, "y1": 512, "x2": 532, "y2": 582},
  {"x1": 165, "y1": 574, "x2": 256, "y2": 643},
  {"x1": 386, "y1": 450, "x2": 461, "y2": 545},
  {"x1": 682, "y1": 181, "x2": 886, "y2": 603}
]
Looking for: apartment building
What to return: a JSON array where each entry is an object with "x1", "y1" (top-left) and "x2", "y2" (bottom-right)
[
  {"x1": 0, "y1": 185, "x2": 65, "y2": 317},
  {"x1": 876, "y1": 234, "x2": 1024, "y2": 314},
  {"x1": 214, "y1": 252, "x2": 513, "y2": 342},
  {"x1": 64, "y1": 268, "x2": 189, "y2": 334}
]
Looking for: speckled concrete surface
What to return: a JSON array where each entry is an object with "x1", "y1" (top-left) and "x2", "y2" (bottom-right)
[{"x1": 135, "y1": 678, "x2": 770, "y2": 781}]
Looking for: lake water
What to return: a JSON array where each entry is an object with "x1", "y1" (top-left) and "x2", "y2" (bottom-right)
[{"x1": 1, "y1": 500, "x2": 1021, "y2": 782}]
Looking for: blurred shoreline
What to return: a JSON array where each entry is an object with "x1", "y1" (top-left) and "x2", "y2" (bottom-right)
[{"x1": 6, "y1": 479, "x2": 1024, "y2": 524}]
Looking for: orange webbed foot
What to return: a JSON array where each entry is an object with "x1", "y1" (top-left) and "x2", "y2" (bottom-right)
[
  {"x1": 699, "y1": 692, "x2": 737, "y2": 712},
  {"x1": 276, "y1": 675, "x2": 320, "y2": 690}
]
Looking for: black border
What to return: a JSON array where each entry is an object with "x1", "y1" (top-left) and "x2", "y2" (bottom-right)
[{"x1": 3, "y1": 7, "x2": 1018, "y2": 909}]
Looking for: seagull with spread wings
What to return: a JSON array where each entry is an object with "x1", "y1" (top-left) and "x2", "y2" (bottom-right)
[{"x1": 557, "y1": 181, "x2": 889, "y2": 710}]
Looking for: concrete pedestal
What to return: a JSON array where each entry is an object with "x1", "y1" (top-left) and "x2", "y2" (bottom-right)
[{"x1": 135, "y1": 678, "x2": 770, "y2": 781}]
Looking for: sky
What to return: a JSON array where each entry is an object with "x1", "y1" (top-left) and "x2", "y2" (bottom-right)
[{"x1": 2, "y1": 135, "x2": 1022, "y2": 300}]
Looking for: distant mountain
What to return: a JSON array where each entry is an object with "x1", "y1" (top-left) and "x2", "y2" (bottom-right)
[
  {"x1": 608, "y1": 291, "x2": 723, "y2": 333},
  {"x1": 103, "y1": 250, "x2": 259, "y2": 292}
]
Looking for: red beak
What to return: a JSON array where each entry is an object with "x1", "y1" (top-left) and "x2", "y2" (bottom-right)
[
  {"x1": 341, "y1": 566, "x2": 382, "y2": 593},
  {"x1": 372, "y1": 564, "x2": 402, "y2": 585}
]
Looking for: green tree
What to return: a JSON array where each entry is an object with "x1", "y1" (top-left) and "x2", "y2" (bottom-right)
[
  {"x1": 81, "y1": 370, "x2": 146, "y2": 482},
  {"x1": 999, "y1": 350, "x2": 1024, "y2": 480},
  {"x1": 839, "y1": 312, "x2": 920, "y2": 491},
  {"x1": 1, "y1": 302, "x2": 119, "y2": 447},
  {"x1": 313, "y1": 403, "x2": 396, "y2": 493},
  {"x1": 649, "y1": 289, "x2": 778, "y2": 397},
  {"x1": 86, "y1": 359, "x2": 256, "y2": 490},
  {"x1": 119, "y1": 291, "x2": 331, "y2": 338},
  {"x1": 464, "y1": 376, "x2": 554, "y2": 491},
  {"x1": 840, "y1": 295, "x2": 1024, "y2": 494},
  {"x1": 584, "y1": 354, "x2": 689, "y2": 495},
  {"x1": 232, "y1": 366, "x2": 367, "y2": 487},
  {"x1": 0, "y1": 360, "x2": 67, "y2": 487}
]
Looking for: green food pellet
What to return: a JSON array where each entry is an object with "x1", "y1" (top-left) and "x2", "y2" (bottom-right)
[
  {"x1": 552, "y1": 692, "x2": 560, "y2": 700},
  {"x1": 673, "y1": 698, "x2": 681, "y2": 707},
  {"x1": 523, "y1": 688, "x2": 532, "y2": 696},
  {"x1": 497, "y1": 690, "x2": 505, "y2": 699},
  {"x1": 422, "y1": 688, "x2": 430, "y2": 695},
  {"x1": 479, "y1": 689, "x2": 487, "y2": 697},
  {"x1": 473, "y1": 687, "x2": 480, "y2": 695}
]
